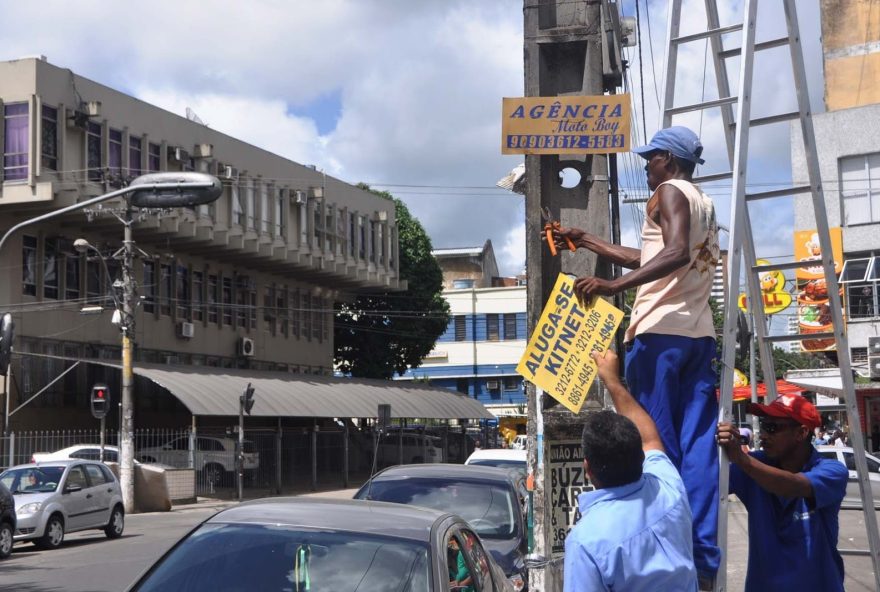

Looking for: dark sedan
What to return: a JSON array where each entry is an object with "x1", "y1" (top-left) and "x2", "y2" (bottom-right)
[
  {"x1": 0, "y1": 481, "x2": 14, "y2": 559},
  {"x1": 355, "y1": 464, "x2": 527, "y2": 591},
  {"x1": 127, "y1": 497, "x2": 513, "y2": 592}
]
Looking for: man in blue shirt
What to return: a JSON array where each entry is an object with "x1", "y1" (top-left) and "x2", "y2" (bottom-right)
[
  {"x1": 717, "y1": 394, "x2": 848, "y2": 591},
  {"x1": 564, "y1": 350, "x2": 697, "y2": 591}
]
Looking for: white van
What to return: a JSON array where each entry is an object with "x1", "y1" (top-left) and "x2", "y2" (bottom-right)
[{"x1": 376, "y1": 432, "x2": 443, "y2": 466}]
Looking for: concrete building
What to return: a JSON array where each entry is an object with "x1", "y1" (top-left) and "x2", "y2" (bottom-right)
[
  {"x1": 432, "y1": 241, "x2": 501, "y2": 290},
  {"x1": 789, "y1": 2, "x2": 880, "y2": 437},
  {"x1": 398, "y1": 242, "x2": 528, "y2": 415},
  {"x1": 0, "y1": 56, "x2": 405, "y2": 430}
]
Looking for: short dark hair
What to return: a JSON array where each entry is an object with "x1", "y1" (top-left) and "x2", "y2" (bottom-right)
[
  {"x1": 673, "y1": 155, "x2": 696, "y2": 176},
  {"x1": 582, "y1": 411, "x2": 644, "y2": 487}
]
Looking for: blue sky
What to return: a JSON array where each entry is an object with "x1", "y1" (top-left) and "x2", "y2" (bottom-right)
[{"x1": 1, "y1": 0, "x2": 826, "y2": 311}]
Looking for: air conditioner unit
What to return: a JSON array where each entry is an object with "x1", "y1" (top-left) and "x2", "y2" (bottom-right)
[
  {"x1": 309, "y1": 186, "x2": 324, "y2": 199},
  {"x1": 239, "y1": 337, "x2": 255, "y2": 357},
  {"x1": 169, "y1": 146, "x2": 189, "y2": 162},
  {"x1": 177, "y1": 321, "x2": 195, "y2": 339},
  {"x1": 486, "y1": 380, "x2": 500, "y2": 391},
  {"x1": 193, "y1": 143, "x2": 213, "y2": 158},
  {"x1": 294, "y1": 190, "x2": 307, "y2": 205},
  {"x1": 85, "y1": 101, "x2": 102, "y2": 117},
  {"x1": 869, "y1": 336, "x2": 880, "y2": 379}
]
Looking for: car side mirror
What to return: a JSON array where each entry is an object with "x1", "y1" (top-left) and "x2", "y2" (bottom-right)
[{"x1": 64, "y1": 484, "x2": 82, "y2": 494}]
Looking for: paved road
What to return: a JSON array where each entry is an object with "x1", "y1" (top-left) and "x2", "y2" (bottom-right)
[{"x1": 0, "y1": 492, "x2": 876, "y2": 591}]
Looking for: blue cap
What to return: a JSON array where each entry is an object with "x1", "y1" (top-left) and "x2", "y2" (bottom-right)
[{"x1": 633, "y1": 126, "x2": 705, "y2": 165}]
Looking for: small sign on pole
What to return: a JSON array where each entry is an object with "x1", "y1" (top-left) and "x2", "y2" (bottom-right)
[
  {"x1": 501, "y1": 95, "x2": 631, "y2": 155},
  {"x1": 516, "y1": 274, "x2": 624, "y2": 413}
]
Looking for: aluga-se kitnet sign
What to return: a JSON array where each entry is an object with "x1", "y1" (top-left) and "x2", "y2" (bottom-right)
[{"x1": 501, "y1": 95, "x2": 631, "y2": 155}]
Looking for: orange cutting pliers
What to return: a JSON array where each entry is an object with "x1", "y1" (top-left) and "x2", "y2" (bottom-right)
[{"x1": 542, "y1": 207, "x2": 576, "y2": 256}]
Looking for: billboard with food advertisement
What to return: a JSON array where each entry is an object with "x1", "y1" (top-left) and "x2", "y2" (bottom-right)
[{"x1": 793, "y1": 228, "x2": 844, "y2": 352}]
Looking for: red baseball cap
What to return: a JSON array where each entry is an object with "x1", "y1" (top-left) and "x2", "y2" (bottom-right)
[{"x1": 748, "y1": 394, "x2": 821, "y2": 430}]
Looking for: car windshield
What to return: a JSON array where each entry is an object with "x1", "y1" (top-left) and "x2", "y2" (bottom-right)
[
  {"x1": 0, "y1": 466, "x2": 65, "y2": 494},
  {"x1": 133, "y1": 523, "x2": 430, "y2": 592},
  {"x1": 360, "y1": 477, "x2": 517, "y2": 539}
]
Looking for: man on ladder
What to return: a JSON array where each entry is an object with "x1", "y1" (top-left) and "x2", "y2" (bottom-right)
[{"x1": 548, "y1": 125, "x2": 721, "y2": 588}]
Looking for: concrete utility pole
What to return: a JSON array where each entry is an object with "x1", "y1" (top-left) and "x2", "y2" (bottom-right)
[{"x1": 523, "y1": 1, "x2": 624, "y2": 589}]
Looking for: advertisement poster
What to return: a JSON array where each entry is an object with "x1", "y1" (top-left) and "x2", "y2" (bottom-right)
[
  {"x1": 793, "y1": 228, "x2": 844, "y2": 352},
  {"x1": 516, "y1": 274, "x2": 624, "y2": 413},
  {"x1": 501, "y1": 95, "x2": 631, "y2": 155},
  {"x1": 548, "y1": 440, "x2": 593, "y2": 556},
  {"x1": 737, "y1": 258, "x2": 793, "y2": 315}
]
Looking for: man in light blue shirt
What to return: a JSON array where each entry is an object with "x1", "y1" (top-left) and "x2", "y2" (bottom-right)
[{"x1": 563, "y1": 351, "x2": 697, "y2": 592}]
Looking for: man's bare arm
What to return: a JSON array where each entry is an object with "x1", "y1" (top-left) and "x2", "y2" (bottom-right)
[
  {"x1": 609, "y1": 184, "x2": 692, "y2": 291},
  {"x1": 546, "y1": 227, "x2": 642, "y2": 269},
  {"x1": 592, "y1": 351, "x2": 663, "y2": 452},
  {"x1": 717, "y1": 422, "x2": 814, "y2": 499}
]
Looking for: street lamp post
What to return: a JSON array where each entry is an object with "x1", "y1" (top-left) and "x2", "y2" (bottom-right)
[{"x1": 0, "y1": 172, "x2": 221, "y2": 513}]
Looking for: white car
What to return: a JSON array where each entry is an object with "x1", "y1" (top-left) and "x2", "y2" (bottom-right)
[
  {"x1": 817, "y1": 446, "x2": 880, "y2": 507},
  {"x1": 0, "y1": 460, "x2": 124, "y2": 549},
  {"x1": 511, "y1": 435, "x2": 528, "y2": 451},
  {"x1": 465, "y1": 449, "x2": 527, "y2": 474},
  {"x1": 31, "y1": 444, "x2": 126, "y2": 464},
  {"x1": 138, "y1": 436, "x2": 259, "y2": 483}
]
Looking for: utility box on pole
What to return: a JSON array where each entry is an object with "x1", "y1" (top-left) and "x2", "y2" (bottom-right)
[{"x1": 521, "y1": 1, "x2": 626, "y2": 589}]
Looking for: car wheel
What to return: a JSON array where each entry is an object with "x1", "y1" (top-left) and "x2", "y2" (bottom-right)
[
  {"x1": 104, "y1": 504, "x2": 124, "y2": 539},
  {"x1": 0, "y1": 521, "x2": 13, "y2": 559},
  {"x1": 202, "y1": 463, "x2": 226, "y2": 485},
  {"x1": 36, "y1": 514, "x2": 64, "y2": 550}
]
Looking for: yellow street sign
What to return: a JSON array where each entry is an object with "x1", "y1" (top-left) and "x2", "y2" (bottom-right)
[{"x1": 516, "y1": 274, "x2": 625, "y2": 414}]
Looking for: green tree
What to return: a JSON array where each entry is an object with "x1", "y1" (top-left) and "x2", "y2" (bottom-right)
[{"x1": 334, "y1": 186, "x2": 450, "y2": 379}]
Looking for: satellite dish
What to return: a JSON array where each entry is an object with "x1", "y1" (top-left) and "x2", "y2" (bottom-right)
[
  {"x1": 128, "y1": 172, "x2": 223, "y2": 208},
  {"x1": 185, "y1": 107, "x2": 207, "y2": 126}
]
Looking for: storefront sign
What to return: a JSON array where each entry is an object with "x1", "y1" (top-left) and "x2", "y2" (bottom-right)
[
  {"x1": 501, "y1": 95, "x2": 631, "y2": 155},
  {"x1": 516, "y1": 274, "x2": 625, "y2": 413},
  {"x1": 548, "y1": 440, "x2": 593, "y2": 555},
  {"x1": 793, "y1": 228, "x2": 844, "y2": 352},
  {"x1": 737, "y1": 258, "x2": 793, "y2": 315}
]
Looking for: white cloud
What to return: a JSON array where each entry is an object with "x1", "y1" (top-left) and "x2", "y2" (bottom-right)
[{"x1": 0, "y1": 0, "x2": 824, "y2": 279}]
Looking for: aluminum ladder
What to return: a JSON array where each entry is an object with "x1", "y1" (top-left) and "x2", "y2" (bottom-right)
[{"x1": 659, "y1": 1, "x2": 880, "y2": 590}]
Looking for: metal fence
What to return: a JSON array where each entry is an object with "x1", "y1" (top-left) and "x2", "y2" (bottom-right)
[{"x1": 0, "y1": 425, "x2": 476, "y2": 501}]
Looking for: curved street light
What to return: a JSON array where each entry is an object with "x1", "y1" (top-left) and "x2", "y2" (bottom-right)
[{"x1": 0, "y1": 172, "x2": 222, "y2": 513}]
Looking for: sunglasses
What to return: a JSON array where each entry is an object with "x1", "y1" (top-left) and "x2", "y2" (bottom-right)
[{"x1": 759, "y1": 420, "x2": 800, "y2": 434}]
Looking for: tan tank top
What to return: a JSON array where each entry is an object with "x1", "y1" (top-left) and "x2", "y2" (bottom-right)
[{"x1": 625, "y1": 179, "x2": 720, "y2": 342}]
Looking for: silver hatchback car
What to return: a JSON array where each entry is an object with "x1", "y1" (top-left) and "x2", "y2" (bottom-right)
[{"x1": 0, "y1": 460, "x2": 124, "y2": 549}]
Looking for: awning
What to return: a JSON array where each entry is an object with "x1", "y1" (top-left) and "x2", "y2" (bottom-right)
[
  {"x1": 731, "y1": 380, "x2": 805, "y2": 402},
  {"x1": 89, "y1": 360, "x2": 494, "y2": 420}
]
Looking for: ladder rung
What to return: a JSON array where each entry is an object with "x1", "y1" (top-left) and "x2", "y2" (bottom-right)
[
  {"x1": 666, "y1": 96, "x2": 738, "y2": 116},
  {"x1": 693, "y1": 171, "x2": 733, "y2": 184},
  {"x1": 672, "y1": 24, "x2": 743, "y2": 45},
  {"x1": 746, "y1": 185, "x2": 812, "y2": 202},
  {"x1": 765, "y1": 332, "x2": 836, "y2": 343},
  {"x1": 719, "y1": 36, "x2": 790, "y2": 59},
  {"x1": 738, "y1": 111, "x2": 800, "y2": 127},
  {"x1": 839, "y1": 549, "x2": 873, "y2": 557},
  {"x1": 751, "y1": 260, "x2": 825, "y2": 272}
]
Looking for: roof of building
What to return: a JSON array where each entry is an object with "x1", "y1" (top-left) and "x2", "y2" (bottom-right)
[
  {"x1": 432, "y1": 247, "x2": 485, "y2": 257},
  {"x1": 84, "y1": 360, "x2": 493, "y2": 420}
]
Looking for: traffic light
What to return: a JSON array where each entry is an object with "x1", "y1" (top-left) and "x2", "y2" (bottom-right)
[
  {"x1": 240, "y1": 383, "x2": 255, "y2": 415},
  {"x1": 0, "y1": 313, "x2": 13, "y2": 377},
  {"x1": 91, "y1": 383, "x2": 110, "y2": 419}
]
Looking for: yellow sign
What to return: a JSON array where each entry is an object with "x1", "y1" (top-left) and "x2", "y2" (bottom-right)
[
  {"x1": 793, "y1": 228, "x2": 844, "y2": 352},
  {"x1": 737, "y1": 259, "x2": 793, "y2": 315},
  {"x1": 516, "y1": 274, "x2": 625, "y2": 413},
  {"x1": 501, "y1": 95, "x2": 631, "y2": 155}
]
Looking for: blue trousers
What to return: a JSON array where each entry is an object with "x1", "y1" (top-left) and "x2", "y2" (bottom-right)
[{"x1": 625, "y1": 333, "x2": 720, "y2": 577}]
